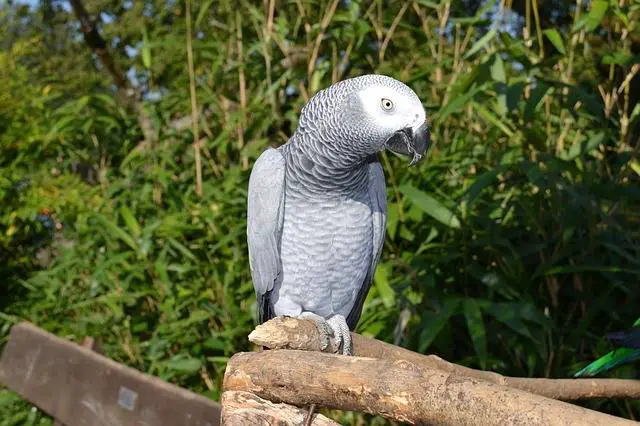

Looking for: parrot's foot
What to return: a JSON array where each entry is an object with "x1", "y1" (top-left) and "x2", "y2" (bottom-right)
[
  {"x1": 299, "y1": 312, "x2": 353, "y2": 355},
  {"x1": 327, "y1": 314, "x2": 352, "y2": 355}
]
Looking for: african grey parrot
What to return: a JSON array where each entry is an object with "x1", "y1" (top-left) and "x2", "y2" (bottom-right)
[{"x1": 246, "y1": 74, "x2": 429, "y2": 355}]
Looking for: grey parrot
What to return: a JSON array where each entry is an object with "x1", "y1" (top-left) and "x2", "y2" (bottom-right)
[{"x1": 246, "y1": 74, "x2": 429, "y2": 355}]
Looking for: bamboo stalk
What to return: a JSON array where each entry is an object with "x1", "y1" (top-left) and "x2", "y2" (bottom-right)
[{"x1": 186, "y1": 0, "x2": 202, "y2": 197}]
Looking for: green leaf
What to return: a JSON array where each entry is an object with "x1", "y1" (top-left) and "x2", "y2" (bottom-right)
[
  {"x1": 489, "y1": 53, "x2": 506, "y2": 83},
  {"x1": 418, "y1": 299, "x2": 460, "y2": 352},
  {"x1": 167, "y1": 237, "x2": 197, "y2": 261},
  {"x1": 543, "y1": 29, "x2": 566, "y2": 54},
  {"x1": 464, "y1": 299, "x2": 487, "y2": 369},
  {"x1": 487, "y1": 303, "x2": 535, "y2": 341},
  {"x1": 400, "y1": 184, "x2": 461, "y2": 229},
  {"x1": 463, "y1": 165, "x2": 507, "y2": 207},
  {"x1": 524, "y1": 82, "x2": 550, "y2": 121},
  {"x1": 506, "y1": 82, "x2": 525, "y2": 112},
  {"x1": 416, "y1": 0, "x2": 440, "y2": 9},
  {"x1": 473, "y1": 102, "x2": 515, "y2": 137},
  {"x1": 119, "y1": 205, "x2": 141, "y2": 238},
  {"x1": 195, "y1": 0, "x2": 214, "y2": 28},
  {"x1": 204, "y1": 337, "x2": 226, "y2": 351},
  {"x1": 437, "y1": 84, "x2": 486, "y2": 121},
  {"x1": 374, "y1": 262, "x2": 395, "y2": 309},
  {"x1": 142, "y1": 28, "x2": 152, "y2": 69},
  {"x1": 164, "y1": 356, "x2": 202, "y2": 373},
  {"x1": 580, "y1": 0, "x2": 609, "y2": 32},
  {"x1": 565, "y1": 131, "x2": 605, "y2": 160},
  {"x1": 602, "y1": 53, "x2": 640, "y2": 66},
  {"x1": 386, "y1": 202, "x2": 399, "y2": 239},
  {"x1": 464, "y1": 28, "x2": 497, "y2": 59},
  {"x1": 93, "y1": 214, "x2": 138, "y2": 251}
]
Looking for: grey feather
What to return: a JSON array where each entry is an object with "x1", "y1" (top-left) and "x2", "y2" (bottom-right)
[
  {"x1": 246, "y1": 147, "x2": 286, "y2": 323},
  {"x1": 346, "y1": 155, "x2": 387, "y2": 329}
]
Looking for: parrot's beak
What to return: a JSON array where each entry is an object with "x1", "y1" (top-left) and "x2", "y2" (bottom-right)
[{"x1": 384, "y1": 122, "x2": 430, "y2": 166}]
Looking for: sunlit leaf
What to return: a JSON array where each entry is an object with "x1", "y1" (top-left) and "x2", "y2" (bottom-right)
[
  {"x1": 164, "y1": 357, "x2": 202, "y2": 373},
  {"x1": 400, "y1": 184, "x2": 461, "y2": 229},
  {"x1": 374, "y1": 262, "x2": 395, "y2": 308},
  {"x1": 119, "y1": 205, "x2": 141, "y2": 238},
  {"x1": 464, "y1": 28, "x2": 497, "y2": 59},
  {"x1": 543, "y1": 29, "x2": 566, "y2": 54},
  {"x1": 582, "y1": 0, "x2": 609, "y2": 32}
]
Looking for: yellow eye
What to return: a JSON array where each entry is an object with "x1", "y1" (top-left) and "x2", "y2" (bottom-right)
[{"x1": 381, "y1": 98, "x2": 394, "y2": 111}]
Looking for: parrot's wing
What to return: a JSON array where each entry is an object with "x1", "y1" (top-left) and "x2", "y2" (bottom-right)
[
  {"x1": 606, "y1": 327, "x2": 640, "y2": 349},
  {"x1": 247, "y1": 147, "x2": 286, "y2": 323},
  {"x1": 346, "y1": 156, "x2": 387, "y2": 330},
  {"x1": 574, "y1": 348, "x2": 640, "y2": 377}
]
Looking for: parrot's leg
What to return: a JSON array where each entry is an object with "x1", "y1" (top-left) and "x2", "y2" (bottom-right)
[{"x1": 299, "y1": 312, "x2": 353, "y2": 356}]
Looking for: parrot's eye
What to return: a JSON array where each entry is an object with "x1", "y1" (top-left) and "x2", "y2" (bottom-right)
[{"x1": 381, "y1": 98, "x2": 394, "y2": 111}]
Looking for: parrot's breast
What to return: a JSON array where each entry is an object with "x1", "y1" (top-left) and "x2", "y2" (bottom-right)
[{"x1": 275, "y1": 186, "x2": 373, "y2": 319}]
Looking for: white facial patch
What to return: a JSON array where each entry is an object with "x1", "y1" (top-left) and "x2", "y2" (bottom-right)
[{"x1": 356, "y1": 85, "x2": 426, "y2": 132}]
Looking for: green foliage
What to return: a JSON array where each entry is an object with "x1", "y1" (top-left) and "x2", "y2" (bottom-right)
[{"x1": 1, "y1": 0, "x2": 640, "y2": 423}]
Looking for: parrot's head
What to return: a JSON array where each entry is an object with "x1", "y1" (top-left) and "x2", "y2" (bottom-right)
[{"x1": 298, "y1": 74, "x2": 430, "y2": 166}]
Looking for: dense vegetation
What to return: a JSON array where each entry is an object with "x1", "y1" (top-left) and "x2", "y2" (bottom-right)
[{"x1": 1, "y1": 0, "x2": 639, "y2": 423}]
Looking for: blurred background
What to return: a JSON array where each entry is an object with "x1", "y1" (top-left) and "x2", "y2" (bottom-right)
[{"x1": 1, "y1": 0, "x2": 639, "y2": 423}]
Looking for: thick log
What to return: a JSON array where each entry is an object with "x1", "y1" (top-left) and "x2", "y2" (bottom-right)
[
  {"x1": 249, "y1": 316, "x2": 640, "y2": 400},
  {"x1": 221, "y1": 390, "x2": 339, "y2": 425},
  {"x1": 0, "y1": 322, "x2": 220, "y2": 426},
  {"x1": 224, "y1": 349, "x2": 636, "y2": 426}
]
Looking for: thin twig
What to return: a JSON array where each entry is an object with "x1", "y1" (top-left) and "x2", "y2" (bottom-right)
[
  {"x1": 186, "y1": 0, "x2": 203, "y2": 197},
  {"x1": 531, "y1": 0, "x2": 544, "y2": 58},
  {"x1": 236, "y1": 11, "x2": 249, "y2": 169},
  {"x1": 307, "y1": 0, "x2": 340, "y2": 85},
  {"x1": 379, "y1": 2, "x2": 409, "y2": 63}
]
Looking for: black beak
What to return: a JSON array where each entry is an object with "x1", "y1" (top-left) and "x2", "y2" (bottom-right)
[{"x1": 384, "y1": 122, "x2": 430, "y2": 166}]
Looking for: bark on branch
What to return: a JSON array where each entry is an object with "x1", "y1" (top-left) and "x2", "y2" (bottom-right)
[
  {"x1": 221, "y1": 390, "x2": 339, "y2": 426},
  {"x1": 224, "y1": 349, "x2": 636, "y2": 426},
  {"x1": 248, "y1": 316, "x2": 640, "y2": 400}
]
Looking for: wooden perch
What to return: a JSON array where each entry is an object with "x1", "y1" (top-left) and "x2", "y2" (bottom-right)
[
  {"x1": 249, "y1": 316, "x2": 640, "y2": 400},
  {"x1": 224, "y1": 349, "x2": 636, "y2": 426},
  {"x1": 221, "y1": 390, "x2": 339, "y2": 425}
]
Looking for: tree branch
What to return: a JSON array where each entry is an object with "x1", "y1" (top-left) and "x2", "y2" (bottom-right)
[
  {"x1": 221, "y1": 390, "x2": 339, "y2": 426},
  {"x1": 224, "y1": 349, "x2": 636, "y2": 426},
  {"x1": 248, "y1": 316, "x2": 640, "y2": 400},
  {"x1": 68, "y1": 0, "x2": 156, "y2": 145}
]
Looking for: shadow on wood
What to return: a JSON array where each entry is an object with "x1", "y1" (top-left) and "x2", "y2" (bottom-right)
[{"x1": 0, "y1": 322, "x2": 221, "y2": 426}]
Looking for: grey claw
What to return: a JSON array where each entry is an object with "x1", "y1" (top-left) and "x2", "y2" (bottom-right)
[
  {"x1": 327, "y1": 315, "x2": 352, "y2": 355},
  {"x1": 299, "y1": 312, "x2": 352, "y2": 355}
]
